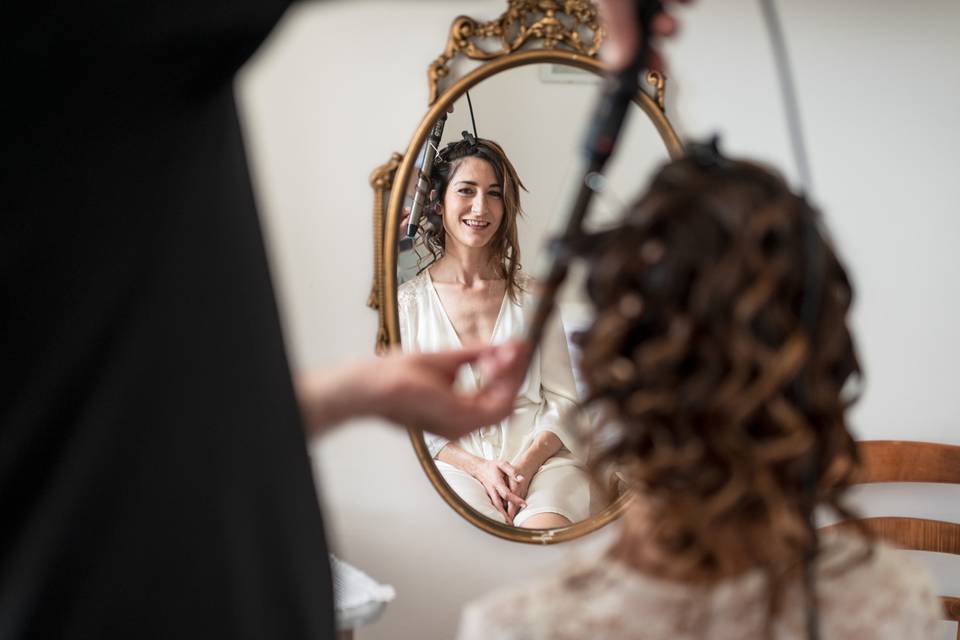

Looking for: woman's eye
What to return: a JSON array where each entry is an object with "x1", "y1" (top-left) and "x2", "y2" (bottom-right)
[
  {"x1": 489, "y1": 191, "x2": 502, "y2": 199},
  {"x1": 458, "y1": 188, "x2": 474, "y2": 196}
]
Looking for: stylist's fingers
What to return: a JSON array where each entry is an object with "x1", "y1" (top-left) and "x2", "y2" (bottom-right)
[
  {"x1": 598, "y1": 0, "x2": 687, "y2": 71},
  {"x1": 393, "y1": 344, "x2": 530, "y2": 439},
  {"x1": 652, "y1": 11, "x2": 678, "y2": 37},
  {"x1": 477, "y1": 342, "x2": 530, "y2": 397},
  {"x1": 441, "y1": 344, "x2": 528, "y2": 429},
  {"x1": 598, "y1": 0, "x2": 637, "y2": 70},
  {"x1": 476, "y1": 341, "x2": 527, "y2": 378},
  {"x1": 418, "y1": 346, "x2": 491, "y2": 377}
]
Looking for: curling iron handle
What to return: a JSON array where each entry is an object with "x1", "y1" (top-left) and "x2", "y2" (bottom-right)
[
  {"x1": 583, "y1": 0, "x2": 662, "y2": 167},
  {"x1": 525, "y1": 0, "x2": 664, "y2": 354}
]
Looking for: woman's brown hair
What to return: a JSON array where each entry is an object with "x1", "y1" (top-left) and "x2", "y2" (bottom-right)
[
  {"x1": 576, "y1": 150, "x2": 865, "y2": 630},
  {"x1": 412, "y1": 137, "x2": 526, "y2": 301}
]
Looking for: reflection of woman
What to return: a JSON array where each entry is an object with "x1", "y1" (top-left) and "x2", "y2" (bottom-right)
[
  {"x1": 399, "y1": 137, "x2": 596, "y2": 528},
  {"x1": 459, "y1": 152, "x2": 941, "y2": 638}
]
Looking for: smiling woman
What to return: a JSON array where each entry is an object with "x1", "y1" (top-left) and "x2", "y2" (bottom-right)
[
  {"x1": 397, "y1": 137, "x2": 602, "y2": 529},
  {"x1": 417, "y1": 137, "x2": 524, "y2": 308}
]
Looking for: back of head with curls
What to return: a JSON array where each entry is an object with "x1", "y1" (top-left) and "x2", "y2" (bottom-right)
[
  {"x1": 413, "y1": 136, "x2": 527, "y2": 301},
  {"x1": 575, "y1": 152, "x2": 865, "y2": 622}
]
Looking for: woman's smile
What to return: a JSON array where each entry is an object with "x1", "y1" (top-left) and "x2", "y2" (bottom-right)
[{"x1": 462, "y1": 218, "x2": 492, "y2": 231}]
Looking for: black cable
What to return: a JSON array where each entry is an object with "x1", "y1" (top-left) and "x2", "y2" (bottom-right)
[
  {"x1": 759, "y1": 0, "x2": 814, "y2": 195},
  {"x1": 465, "y1": 90, "x2": 479, "y2": 140},
  {"x1": 758, "y1": 3, "x2": 822, "y2": 639}
]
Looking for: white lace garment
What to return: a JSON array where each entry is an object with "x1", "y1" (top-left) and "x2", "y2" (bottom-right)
[{"x1": 458, "y1": 531, "x2": 943, "y2": 640}]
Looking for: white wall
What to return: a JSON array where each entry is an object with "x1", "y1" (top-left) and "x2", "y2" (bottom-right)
[{"x1": 237, "y1": 1, "x2": 960, "y2": 638}]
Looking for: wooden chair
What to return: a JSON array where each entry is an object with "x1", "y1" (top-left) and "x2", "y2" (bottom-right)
[{"x1": 821, "y1": 440, "x2": 960, "y2": 637}]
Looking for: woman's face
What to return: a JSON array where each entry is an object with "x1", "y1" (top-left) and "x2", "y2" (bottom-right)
[{"x1": 439, "y1": 156, "x2": 504, "y2": 254}]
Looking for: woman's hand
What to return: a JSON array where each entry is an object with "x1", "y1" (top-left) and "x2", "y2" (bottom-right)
[
  {"x1": 506, "y1": 462, "x2": 535, "y2": 523},
  {"x1": 470, "y1": 458, "x2": 527, "y2": 524},
  {"x1": 505, "y1": 431, "x2": 565, "y2": 522}
]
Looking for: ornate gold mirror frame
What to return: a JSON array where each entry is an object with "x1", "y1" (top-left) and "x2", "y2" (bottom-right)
[{"x1": 368, "y1": 1, "x2": 683, "y2": 544}]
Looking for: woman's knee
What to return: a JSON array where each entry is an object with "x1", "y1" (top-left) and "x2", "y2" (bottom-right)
[{"x1": 518, "y1": 512, "x2": 572, "y2": 529}]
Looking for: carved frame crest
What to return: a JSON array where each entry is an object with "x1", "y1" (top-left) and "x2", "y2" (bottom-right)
[{"x1": 427, "y1": 0, "x2": 604, "y2": 104}]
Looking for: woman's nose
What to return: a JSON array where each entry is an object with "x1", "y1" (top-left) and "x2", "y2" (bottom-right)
[{"x1": 471, "y1": 194, "x2": 486, "y2": 214}]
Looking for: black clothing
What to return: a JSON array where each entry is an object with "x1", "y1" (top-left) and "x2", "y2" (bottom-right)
[{"x1": 2, "y1": 3, "x2": 334, "y2": 637}]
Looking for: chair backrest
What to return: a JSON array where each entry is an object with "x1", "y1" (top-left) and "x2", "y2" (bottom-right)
[
  {"x1": 857, "y1": 440, "x2": 960, "y2": 484},
  {"x1": 821, "y1": 440, "x2": 960, "y2": 636}
]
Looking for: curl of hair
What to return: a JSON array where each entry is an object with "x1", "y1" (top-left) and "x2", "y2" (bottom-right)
[
  {"x1": 410, "y1": 138, "x2": 526, "y2": 301},
  {"x1": 576, "y1": 155, "x2": 867, "y2": 628}
]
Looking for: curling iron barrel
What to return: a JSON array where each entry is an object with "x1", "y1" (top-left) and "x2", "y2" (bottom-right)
[{"x1": 404, "y1": 114, "x2": 448, "y2": 240}]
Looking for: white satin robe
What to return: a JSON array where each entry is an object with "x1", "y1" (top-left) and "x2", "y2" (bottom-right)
[{"x1": 398, "y1": 270, "x2": 594, "y2": 526}]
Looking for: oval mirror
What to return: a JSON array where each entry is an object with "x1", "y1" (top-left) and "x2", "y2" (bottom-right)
[{"x1": 372, "y1": 3, "x2": 682, "y2": 544}]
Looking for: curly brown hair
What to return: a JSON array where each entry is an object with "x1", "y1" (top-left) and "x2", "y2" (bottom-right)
[
  {"x1": 412, "y1": 137, "x2": 526, "y2": 301},
  {"x1": 575, "y1": 152, "x2": 866, "y2": 629}
]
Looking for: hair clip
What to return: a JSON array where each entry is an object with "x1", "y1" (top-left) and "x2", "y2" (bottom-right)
[
  {"x1": 686, "y1": 134, "x2": 730, "y2": 170},
  {"x1": 435, "y1": 131, "x2": 480, "y2": 166}
]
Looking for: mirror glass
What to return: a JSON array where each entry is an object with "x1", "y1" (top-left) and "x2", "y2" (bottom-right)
[{"x1": 396, "y1": 62, "x2": 671, "y2": 530}]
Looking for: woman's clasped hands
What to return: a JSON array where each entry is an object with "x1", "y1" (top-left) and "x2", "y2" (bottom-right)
[{"x1": 468, "y1": 458, "x2": 527, "y2": 524}]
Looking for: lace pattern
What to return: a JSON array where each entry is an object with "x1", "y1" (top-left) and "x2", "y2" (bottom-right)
[
  {"x1": 397, "y1": 272, "x2": 428, "y2": 313},
  {"x1": 458, "y1": 531, "x2": 942, "y2": 640}
]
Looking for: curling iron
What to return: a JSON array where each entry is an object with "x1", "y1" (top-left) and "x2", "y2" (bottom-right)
[
  {"x1": 525, "y1": 0, "x2": 663, "y2": 349},
  {"x1": 404, "y1": 113, "x2": 448, "y2": 241}
]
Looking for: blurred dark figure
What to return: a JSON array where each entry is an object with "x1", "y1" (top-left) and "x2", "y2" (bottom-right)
[
  {"x1": 2, "y1": 3, "x2": 335, "y2": 637},
  {"x1": 0, "y1": 1, "x2": 684, "y2": 637}
]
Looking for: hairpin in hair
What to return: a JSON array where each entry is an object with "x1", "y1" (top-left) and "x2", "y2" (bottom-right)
[
  {"x1": 436, "y1": 130, "x2": 480, "y2": 166},
  {"x1": 686, "y1": 134, "x2": 730, "y2": 170}
]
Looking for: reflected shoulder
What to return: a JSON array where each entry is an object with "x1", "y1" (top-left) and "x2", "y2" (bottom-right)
[{"x1": 398, "y1": 272, "x2": 429, "y2": 309}]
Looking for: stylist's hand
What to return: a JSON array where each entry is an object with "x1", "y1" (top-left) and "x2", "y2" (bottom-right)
[
  {"x1": 470, "y1": 459, "x2": 527, "y2": 524},
  {"x1": 597, "y1": 0, "x2": 688, "y2": 72},
  {"x1": 398, "y1": 206, "x2": 412, "y2": 243},
  {"x1": 296, "y1": 341, "x2": 529, "y2": 439}
]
